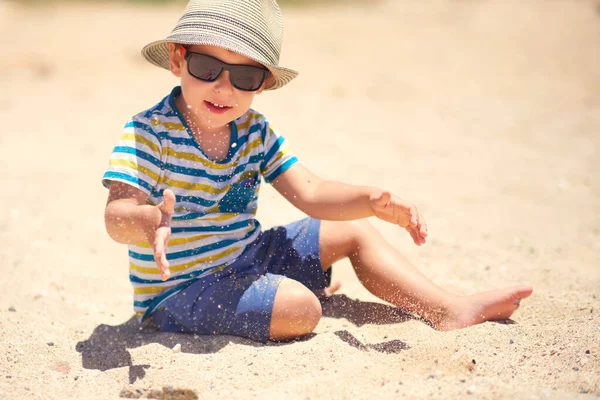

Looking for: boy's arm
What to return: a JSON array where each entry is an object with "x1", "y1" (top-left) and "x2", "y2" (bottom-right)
[
  {"x1": 104, "y1": 181, "x2": 175, "y2": 280},
  {"x1": 271, "y1": 164, "x2": 428, "y2": 245}
]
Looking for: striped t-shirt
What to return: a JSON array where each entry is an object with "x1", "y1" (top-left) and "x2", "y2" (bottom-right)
[{"x1": 103, "y1": 86, "x2": 298, "y2": 320}]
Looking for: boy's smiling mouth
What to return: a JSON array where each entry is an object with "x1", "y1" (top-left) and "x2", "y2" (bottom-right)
[{"x1": 205, "y1": 100, "x2": 232, "y2": 114}]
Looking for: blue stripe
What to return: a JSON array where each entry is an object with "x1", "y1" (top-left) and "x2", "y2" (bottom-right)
[
  {"x1": 172, "y1": 210, "x2": 252, "y2": 221},
  {"x1": 141, "y1": 95, "x2": 169, "y2": 119},
  {"x1": 112, "y1": 146, "x2": 162, "y2": 167},
  {"x1": 103, "y1": 171, "x2": 154, "y2": 194},
  {"x1": 166, "y1": 129, "x2": 254, "y2": 148},
  {"x1": 130, "y1": 263, "x2": 224, "y2": 287},
  {"x1": 262, "y1": 136, "x2": 285, "y2": 170},
  {"x1": 128, "y1": 225, "x2": 255, "y2": 261},
  {"x1": 165, "y1": 155, "x2": 262, "y2": 181},
  {"x1": 125, "y1": 121, "x2": 161, "y2": 142},
  {"x1": 134, "y1": 281, "x2": 192, "y2": 310},
  {"x1": 175, "y1": 194, "x2": 215, "y2": 208},
  {"x1": 264, "y1": 156, "x2": 299, "y2": 183},
  {"x1": 170, "y1": 220, "x2": 250, "y2": 232},
  {"x1": 247, "y1": 123, "x2": 261, "y2": 136}
]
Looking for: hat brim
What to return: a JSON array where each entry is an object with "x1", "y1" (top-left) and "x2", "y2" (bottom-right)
[{"x1": 142, "y1": 38, "x2": 298, "y2": 90}]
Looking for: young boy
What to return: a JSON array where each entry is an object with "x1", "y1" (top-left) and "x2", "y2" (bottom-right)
[{"x1": 103, "y1": 0, "x2": 532, "y2": 343}]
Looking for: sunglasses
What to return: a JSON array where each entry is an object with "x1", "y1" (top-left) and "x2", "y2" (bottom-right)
[{"x1": 183, "y1": 50, "x2": 269, "y2": 92}]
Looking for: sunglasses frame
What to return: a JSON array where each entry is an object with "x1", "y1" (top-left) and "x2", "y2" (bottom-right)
[{"x1": 183, "y1": 50, "x2": 269, "y2": 92}]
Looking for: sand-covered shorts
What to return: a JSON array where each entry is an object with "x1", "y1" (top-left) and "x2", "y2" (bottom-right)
[{"x1": 149, "y1": 218, "x2": 331, "y2": 342}]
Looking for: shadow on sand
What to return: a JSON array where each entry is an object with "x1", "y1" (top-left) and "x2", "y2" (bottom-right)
[{"x1": 76, "y1": 294, "x2": 416, "y2": 383}]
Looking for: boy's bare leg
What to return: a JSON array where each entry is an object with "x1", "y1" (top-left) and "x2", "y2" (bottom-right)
[
  {"x1": 269, "y1": 278, "x2": 323, "y2": 341},
  {"x1": 319, "y1": 220, "x2": 533, "y2": 330}
]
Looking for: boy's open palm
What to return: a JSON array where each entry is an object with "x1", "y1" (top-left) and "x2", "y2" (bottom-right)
[
  {"x1": 149, "y1": 189, "x2": 176, "y2": 281},
  {"x1": 369, "y1": 191, "x2": 428, "y2": 246}
]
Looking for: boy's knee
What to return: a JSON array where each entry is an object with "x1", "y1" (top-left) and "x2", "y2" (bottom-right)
[
  {"x1": 344, "y1": 219, "x2": 375, "y2": 247},
  {"x1": 270, "y1": 280, "x2": 322, "y2": 340}
]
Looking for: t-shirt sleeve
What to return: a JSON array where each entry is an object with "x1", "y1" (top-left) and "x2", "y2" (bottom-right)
[
  {"x1": 259, "y1": 119, "x2": 299, "y2": 183},
  {"x1": 102, "y1": 118, "x2": 163, "y2": 196}
]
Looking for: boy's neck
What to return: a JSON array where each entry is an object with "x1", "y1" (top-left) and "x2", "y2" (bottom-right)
[
  {"x1": 174, "y1": 93, "x2": 232, "y2": 162},
  {"x1": 174, "y1": 92, "x2": 231, "y2": 136}
]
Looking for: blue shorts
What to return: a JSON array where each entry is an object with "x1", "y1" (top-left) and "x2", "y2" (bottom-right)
[{"x1": 149, "y1": 218, "x2": 331, "y2": 343}]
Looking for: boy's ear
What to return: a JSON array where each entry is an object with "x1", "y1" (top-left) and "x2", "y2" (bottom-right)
[
  {"x1": 168, "y1": 43, "x2": 184, "y2": 77},
  {"x1": 256, "y1": 73, "x2": 274, "y2": 94}
]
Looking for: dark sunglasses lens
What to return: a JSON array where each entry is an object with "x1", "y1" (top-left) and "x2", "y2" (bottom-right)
[
  {"x1": 188, "y1": 54, "x2": 222, "y2": 81},
  {"x1": 230, "y1": 66, "x2": 266, "y2": 91}
]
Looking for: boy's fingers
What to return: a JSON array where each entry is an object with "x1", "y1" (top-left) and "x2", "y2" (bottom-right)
[
  {"x1": 160, "y1": 255, "x2": 170, "y2": 281},
  {"x1": 406, "y1": 226, "x2": 420, "y2": 245},
  {"x1": 419, "y1": 213, "x2": 428, "y2": 237},
  {"x1": 409, "y1": 205, "x2": 419, "y2": 227},
  {"x1": 161, "y1": 189, "x2": 176, "y2": 214}
]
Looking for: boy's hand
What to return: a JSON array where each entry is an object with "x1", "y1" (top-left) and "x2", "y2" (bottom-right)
[
  {"x1": 146, "y1": 189, "x2": 176, "y2": 281},
  {"x1": 369, "y1": 190, "x2": 428, "y2": 246}
]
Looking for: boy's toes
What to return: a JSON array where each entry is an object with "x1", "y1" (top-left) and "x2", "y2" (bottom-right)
[
  {"x1": 322, "y1": 280, "x2": 342, "y2": 298},
  {"x1": 513, "y1": 285, "x2": 533, "y2": 301}
]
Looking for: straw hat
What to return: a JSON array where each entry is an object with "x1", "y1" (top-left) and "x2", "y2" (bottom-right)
[{"x1": 142, "y1": 0, "x2": 298, "y2": 90}]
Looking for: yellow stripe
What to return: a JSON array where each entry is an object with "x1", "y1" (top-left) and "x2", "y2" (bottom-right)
[
  {"x1": 162, "y1": 137, "x2": 260, "y2": 170},
  {"x1": 135, "y1": 311, "x2": 145, "y2": 318},
  {"x1": 203, "y1": 213, "x2": 239, "y2": 221},
  {"x1": 164, "y1": 147, "x2": 231, "y2": 170},
  {"x1": 119, "y1": 133, "x2": 160, "y2": 154},
  {"x1": 235, "y1": 111, "x2": 258, "y2": 132},
  {"x1": 162, "y1": 176, "x2": 230, "y2": 194},
  {"x1": 264, "y1": 146, "x2": 290, "y2": 170},
  {"x1": 164, "y1": 211, "x2": 240, "y2": 223},
  {"x1": 134, "y1": 232, "x2": 214, "y2": 249},
  {"x1": 130, "y1": 246, "x2": 241, "y2": 275},
  {"x1": 132, "y1": 260, "x2": 231, "y2": 295},
  {"x1": 109, "y1": 159, "x2": 160, "y2": 183},
  {"x1": 134, "y1": 283, "x2": 178, "y2": 295},
  {"x1": 149, "y1": 119, "x2": 185, "y2": 131},
  {"x1": 239, "y1": 138, "x2": 261, "y2": 158},
  {"x1": 235, "y1": 118, "x2": 252, "y2": 132}
]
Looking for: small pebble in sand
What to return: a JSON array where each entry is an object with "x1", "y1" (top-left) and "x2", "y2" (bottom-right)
[
  {"x1": 172, "y1": 344, "x2": 181, "y2": 353},
  {"x1": 8, "y1": 306, "x2": 16, "y2": 312},
  {"x1": 467, "y1": 385, "x2": 476, "y2": 394},
  {"x1": 509, "y1": 339, "x2": 514, "y2": 344},
  {"x1": 586, "y1": 350, "x2": 591, "y2": 355},
  {"x1": 573, "y1": 367, "x2": 580, "y2": 371},
  {"x1": 47, "y1": 342, "x2": 54, "y2": 347}
]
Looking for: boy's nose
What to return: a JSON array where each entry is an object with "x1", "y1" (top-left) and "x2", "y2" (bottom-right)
[{"x1": 213, "y1": 70, "x2": 234, "y2": 96}]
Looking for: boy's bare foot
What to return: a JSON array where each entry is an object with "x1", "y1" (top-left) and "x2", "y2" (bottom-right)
[
  {"x1": 316, "y1": 280, "x2": 342, "y2": 300},
  {"x1": 434, "y1": 285, "x2": 533, "y2": 331}
]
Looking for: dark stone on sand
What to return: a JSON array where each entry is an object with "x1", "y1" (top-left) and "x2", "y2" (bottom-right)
[
  {"x1": 573, "y1": 367, "x2": 580, "y2": 371},
  {"x1": 471, "y1": 359, "x2": 476, "y2": 364},
  {"x1": 509, "y1": 339, "x2": 514, "y2": 344},
  {"x1": 74, "y1": 376, "x2": 79, "y2": 380},
  {"x1": 47, "y1": 342, "x2": 54, "y2": 346},
  {"x1": 8, "y1": 306, "x2": 16, "y2": 312},
  {"x1": 586, "y1": 350, "x2": 591, "y2": 355}
]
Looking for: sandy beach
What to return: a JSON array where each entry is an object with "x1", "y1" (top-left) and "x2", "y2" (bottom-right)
[{"x1": 0, "y1": 0, "x2": 599, "y2": 398}]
